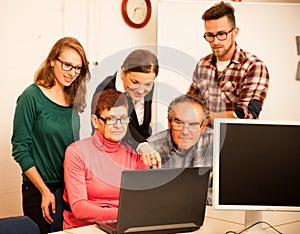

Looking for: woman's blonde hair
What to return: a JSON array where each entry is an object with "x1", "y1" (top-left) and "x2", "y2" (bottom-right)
[{"x1": 35, "y1": 37, "x2": 90, "y2": 113}]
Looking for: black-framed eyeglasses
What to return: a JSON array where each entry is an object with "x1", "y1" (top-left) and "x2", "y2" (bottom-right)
[
  {"x1": 170, "y1": 118, "x2": 204, "y2": 133},
  {"x1": 56, "y1": 58, "x2": 83, "y2": 74},
  {"x1": 203, "y1": 28, "x2": 235, "y2": 42},
  {"x1": 96, "y1": 115, "x2": 131, "y2": 125}
]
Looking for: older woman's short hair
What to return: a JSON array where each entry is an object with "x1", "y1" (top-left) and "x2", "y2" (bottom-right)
[{"x1": 91, "y1": 89, "x2": 128, "y2": 116}]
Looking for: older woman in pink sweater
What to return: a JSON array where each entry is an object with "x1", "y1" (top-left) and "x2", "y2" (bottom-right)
[{"x1": 63, "y1": 89, "x2": 149, "y2": 229}]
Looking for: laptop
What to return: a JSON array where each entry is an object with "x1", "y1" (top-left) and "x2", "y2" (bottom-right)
[{"x1": 94, "y1": 167, "x2": 210, "y2": 234}]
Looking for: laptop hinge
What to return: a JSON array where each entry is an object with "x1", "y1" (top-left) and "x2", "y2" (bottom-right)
[{"x1": 124, "y1": 222, "x2": 198, "y2": 233}]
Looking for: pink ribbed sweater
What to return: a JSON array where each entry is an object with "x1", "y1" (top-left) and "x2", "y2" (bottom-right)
[{"x1": 63, "y1": 131, "x2": 148, "y2": 229}]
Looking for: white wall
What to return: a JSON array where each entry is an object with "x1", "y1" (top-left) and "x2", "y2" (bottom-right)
[
  {"x1": 0, "y1": 0, "x2": 63, "y2": 217},
  {"x1": 157, "y1": 0, "x2": 300, "y2": 128}
]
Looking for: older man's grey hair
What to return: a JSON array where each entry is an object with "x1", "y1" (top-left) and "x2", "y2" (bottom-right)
[{"x1": 167, "y1": 94, "x2": 210, "y2": 121}]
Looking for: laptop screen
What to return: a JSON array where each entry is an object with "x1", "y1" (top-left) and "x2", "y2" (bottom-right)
[{"x1": 97, "y1": 167, "x2": 210, "y2": 233}]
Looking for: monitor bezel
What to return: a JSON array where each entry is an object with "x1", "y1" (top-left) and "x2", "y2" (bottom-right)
[{"x1": 213, "y1": 118, "x2": 300, "y2": 212}]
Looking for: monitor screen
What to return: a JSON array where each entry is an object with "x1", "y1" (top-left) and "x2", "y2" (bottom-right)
[{"x1": 213, "y1": 118, "x2": 300, "y2": 211}]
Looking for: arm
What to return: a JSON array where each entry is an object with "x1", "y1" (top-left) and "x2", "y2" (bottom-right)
[
  {"x1": 208, "y1": 111, "x2": 235, "y2": 125},
  {"x1": 188, "y1": 57, "x2": 269, "y2": 122},
  {"x1": 125, "y1": 123, "x2": 147, "y2": 148},
  {"x1": 24, "y1": 167, "x2": 55, "y2": 224},
  {"x1": 124, "y1": 126, "x2": 161, "y2": 168},
  {"x1": 187, "y1": 80, "x2": 235, "y2": 125},
  {"x1": 12, "y1": 86, "x2": 38, "y2": 172},
  {"x1": 124, "y1": 89, "x2": 161, "y2": 168},
  {"x1": 237, "y1": 61, "x2": 269, "y2": 118},
  {"x1": 136, "y1": 143, "x2": 161, "y2": 168},
  {"x1": 11, "y1": 85, "x2": 55, "y2": 223}
]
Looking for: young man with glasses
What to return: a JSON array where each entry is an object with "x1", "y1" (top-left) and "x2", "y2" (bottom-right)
[
  {"x1": 187, "y1": 1, "x2": 269, "y2": 124},
  {"x1": 148, "y1": 94, "x2": 213, "y2": 203}
]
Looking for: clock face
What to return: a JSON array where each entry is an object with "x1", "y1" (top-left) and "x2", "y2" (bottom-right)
[
  {"x1": 126, "y1": 0, "x2": 148, "y2": 24},
  {"x1": 122, "y1": 0, "x2": 151, "y2": 28}
]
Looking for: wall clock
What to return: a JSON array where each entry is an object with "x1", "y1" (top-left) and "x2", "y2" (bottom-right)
[{"x1": 122, "y1": 0, "x2": 152, "y2": 28}]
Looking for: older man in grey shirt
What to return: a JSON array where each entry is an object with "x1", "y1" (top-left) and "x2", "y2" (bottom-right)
[{"x1": 148, "y1": 94, "x2": 213, "y2": 204}]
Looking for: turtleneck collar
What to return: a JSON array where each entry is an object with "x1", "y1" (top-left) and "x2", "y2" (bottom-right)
[{"x1": 92, "y1": 130, "x2": 122, "y2": 153}]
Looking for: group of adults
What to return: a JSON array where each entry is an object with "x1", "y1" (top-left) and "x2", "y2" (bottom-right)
[{"x1": 11, "y1": 2, "x2": 269, "y2": 233}]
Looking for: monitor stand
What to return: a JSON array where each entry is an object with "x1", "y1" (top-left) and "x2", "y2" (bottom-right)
[{"x1": 242, "y1": 210, "x2": 274, "y2": 234}]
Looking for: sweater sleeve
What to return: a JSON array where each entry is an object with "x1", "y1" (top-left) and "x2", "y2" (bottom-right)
[
  {"x1": 63, "y1": 143, "x2": 118, "y2": 223},
  {"x1": 11, "y1": 85, "x2": 38, "y2": 172}
]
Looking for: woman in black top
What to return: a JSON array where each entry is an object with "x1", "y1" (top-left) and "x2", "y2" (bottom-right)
[{"x1": 92, "y1": 49, "x2": 161, "y2": 167}]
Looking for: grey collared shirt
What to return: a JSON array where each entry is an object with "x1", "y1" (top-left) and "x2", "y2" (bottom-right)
[
  {"x1": 148, "y1": 128, "x2": 213, "y2": 168},
  {"x1": 148, "y1": 128, "x2": 214, "y2": 205}
]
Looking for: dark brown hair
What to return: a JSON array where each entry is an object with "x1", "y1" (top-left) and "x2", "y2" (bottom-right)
[
  {"x1": 202, "y1": 1, "x2": 236, "y2": 28},
  {"x1": 35, "y1": 37, "x2": 91, "y2": 113},
  {"x1": 92, "y1": 89, "x2": 128, "y2": 116},
  {"x1": 122, "y1": 49, "x2": 159, "y2": 77}
]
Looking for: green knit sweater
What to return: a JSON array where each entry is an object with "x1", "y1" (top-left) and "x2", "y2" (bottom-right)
[{"x1": 11, "y1": 84, "x2": 80, "y2": 183}]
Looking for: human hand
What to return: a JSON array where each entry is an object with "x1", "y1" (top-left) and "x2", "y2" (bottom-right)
[
  {"x1": 41, "y1": 190, "x2": 56, "y2": 224},
  {"x1": 138, "y1": 143, "x2": 161, "y2": 168}
]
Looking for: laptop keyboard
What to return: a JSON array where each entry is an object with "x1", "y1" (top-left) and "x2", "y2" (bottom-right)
[{"x1": 105, "y1": 220, "x2": 118, "y2": 229}]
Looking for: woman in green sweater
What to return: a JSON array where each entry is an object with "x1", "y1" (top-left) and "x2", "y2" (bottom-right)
[{"x1": 11, "y1": 37, "x2": 90, "y2": 233}]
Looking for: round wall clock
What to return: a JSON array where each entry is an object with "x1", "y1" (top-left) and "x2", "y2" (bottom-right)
[{"x1": 122, "y1": 0, "x2": 152, "y2": 28}]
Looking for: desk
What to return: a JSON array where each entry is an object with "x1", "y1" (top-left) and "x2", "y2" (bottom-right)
[
  {"x1": 52, "y1": 206, "x2": 300, "y2": 234},
  {"x1": 54, "y1": 224, "x2": 102, "y2": 234},
  {"x1": 52, "y1": 209, "x2": 240, "y2": 234},
  {"x1": 54, "y1": 224, "x2": 224, "y2": 234}
]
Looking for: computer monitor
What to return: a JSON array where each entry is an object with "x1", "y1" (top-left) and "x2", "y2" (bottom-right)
[{"x1": 213, "y1": 118, "x2": 300, "y2": 232}]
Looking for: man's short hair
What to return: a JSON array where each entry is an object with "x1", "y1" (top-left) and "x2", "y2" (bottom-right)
[
  {"x1": 168, "y1": 94, "x2": 210, "y2": 121},
  {"x1": 202, "y1": 1, "x2": 236, "y2": 28},
  {"x1": 91, "y1": 89, "x2": 128, "y2": 116}
]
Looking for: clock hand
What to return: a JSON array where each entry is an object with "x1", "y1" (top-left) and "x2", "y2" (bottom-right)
[{"x1": 132, "y1": 7, "x2": 141, "y2": 19}]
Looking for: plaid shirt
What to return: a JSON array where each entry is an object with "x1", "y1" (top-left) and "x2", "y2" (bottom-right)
[
  {"x1": 148, "y1": 128, "x2": 214, "y2": 205},
  {"x1": 188, "y1": 44, "x2": 269, "y2": 118},
  {"x1": 148, "y1": 128, "x2": 213, "y2": 168}
]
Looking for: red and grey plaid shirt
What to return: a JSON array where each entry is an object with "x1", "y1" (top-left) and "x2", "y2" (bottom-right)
[{"x1": 188, "y1": 44, "x2": 269, "y2": 118}]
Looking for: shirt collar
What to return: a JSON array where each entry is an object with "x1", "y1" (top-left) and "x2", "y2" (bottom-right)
[
  {"x1": 230, "y1": 43, "x2": 241, "y2": 64},
  {"x1": 92, "y1": 130, "x2": 121, "y2": 153}
]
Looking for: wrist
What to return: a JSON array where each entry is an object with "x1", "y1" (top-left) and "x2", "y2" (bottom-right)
[
  {"x1": 232, "y1": 111, "x2": 238, "y2": 119},
  {"x1": 136, "y1": 142, "x2": 149, "y2": 154}
]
